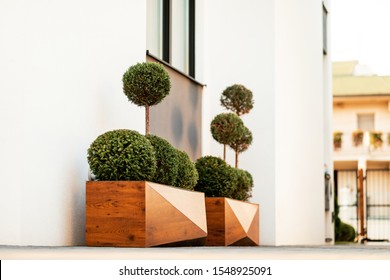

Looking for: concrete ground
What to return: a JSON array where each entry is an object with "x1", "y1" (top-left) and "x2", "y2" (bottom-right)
[{"x1": 1, "y1": 244, "x2": 390, "y2": 260}]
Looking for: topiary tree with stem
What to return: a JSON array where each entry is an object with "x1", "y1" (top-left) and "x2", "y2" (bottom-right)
[
  {"x1": 220, "y1": 84, "x2": 254, "y2": 116},
  {"x1": 229, "y1": 125, "x2": 252, "y2": 168},
  {"x1": 210, "y1": 113, "x2": 244, "y2": 161},
  {"x1": 123, "y1": 62, "x2": 171, "y2": 135}
]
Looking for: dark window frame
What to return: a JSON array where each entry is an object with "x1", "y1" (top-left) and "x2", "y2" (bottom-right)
[
  {"x1": 323, "y1": 3, "x2": 328, "y2": 55},
  {"x1": 162, "y1": 0, "x2": 171, "y2": 63}
]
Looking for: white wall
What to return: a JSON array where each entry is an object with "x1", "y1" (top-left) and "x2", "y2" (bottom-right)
[
  {"x1": 202, "y1": 0, "x2": 328, "y2": 245},
  {"x1": 274, "y1": 0, "x2": 325, "y2": 245},
  {"x1": 0, "y1": 0, "x2": 147, "y2": 245}
]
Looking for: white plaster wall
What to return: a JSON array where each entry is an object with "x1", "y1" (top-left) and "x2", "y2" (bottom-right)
[
  {"x1": 0, "y1": 0, "x2": 146, "y2": 245},
  {"x1": 202, "y1": 0, "x2": 276, "y2": 245},
  {"x1": 274, "y1": 0, "x2": 325, "y2": 245},
  {"x1": 203, "y1": 0, "x2": 327, "y2": 245}
]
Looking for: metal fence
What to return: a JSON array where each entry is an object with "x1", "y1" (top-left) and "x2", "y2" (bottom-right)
[
  {"x1": 366, "y1": 170, "x2": 390, "y2": 241},
  {"x1": 335, "y1": 170, "x2": 359, "y2": 233}
]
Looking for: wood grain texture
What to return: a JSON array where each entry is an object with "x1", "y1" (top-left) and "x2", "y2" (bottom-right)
[
  {"x1": 205, "y1": 197, "x2": 259, "y2": 246},
  {"x1": 86, "y1": 181, "x2": 207, "y2": 247}
]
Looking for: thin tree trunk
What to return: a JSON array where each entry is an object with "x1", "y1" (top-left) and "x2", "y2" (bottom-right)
[
  {"x1": 145, "y1": 105, "x2": 150, "y2": 135},
  {"x1": 223, "y1": 144, "x2": 226, "y2": 162},
  {"x1": 235, "y1": 149, "x2": 239, "y2": 168}
]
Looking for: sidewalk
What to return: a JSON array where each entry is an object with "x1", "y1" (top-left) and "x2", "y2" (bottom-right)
[{"x1": 1, "y1": 244, "x2": 390, "y2": 260}]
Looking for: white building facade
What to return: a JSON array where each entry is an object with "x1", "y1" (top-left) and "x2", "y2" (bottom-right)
[{"x1": 0, "y1": 0, "x2": 332, "y2": 246}]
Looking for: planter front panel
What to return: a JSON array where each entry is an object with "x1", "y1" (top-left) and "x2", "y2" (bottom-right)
[
  {"x1": 205, "y1": 197, "x2": 259, "y2": 246},
  {"x1": 86, "y1": 181, "x2": 146, "y2": 247},
  {"x1": 86, "y1": 181, "x2": 207, "y2": 247}
]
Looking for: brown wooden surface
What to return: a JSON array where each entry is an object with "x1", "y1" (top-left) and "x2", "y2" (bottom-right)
[
  {"x1": 86, "y1": 181, "x2": 207, "y2": 247},
  {"x1": 205, "y1": 197, "x2": 259, "y2": 246},
  {"x1": 86, "y1": 181, "x2": 146, "y2": 247},
  {"x1": 205, "y1": 198, "x2": 226, "y2": 246}
]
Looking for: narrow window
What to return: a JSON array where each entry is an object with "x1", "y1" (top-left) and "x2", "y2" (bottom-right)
[
  {"x1": 188, "y1": 0, "x2": 195, "y2": 78},
  {"x1": 162, "y1": 0, "x2": 171, "y2": 63},
  {"x1": 323, "y1": 3, "x2": 328, "y2": 55},
  {"x1": 357, "y1": 114, "x2": 375, "y2": 131}
]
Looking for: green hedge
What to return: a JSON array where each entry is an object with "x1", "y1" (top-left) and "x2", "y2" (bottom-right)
[
  {"x1": 87, "y1": 129, "x2": 156, "y2": 181},
  {"x1": 174, "y1": 149, "x2": 199, "y2": 190}
]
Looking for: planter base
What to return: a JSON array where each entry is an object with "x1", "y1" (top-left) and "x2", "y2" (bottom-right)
[
  {"x1": 205, "y1": 197, "x2": 259, "y2": 246},
  {"x1": 86, "y1": 181, "x2": 207, "y2": 247}
]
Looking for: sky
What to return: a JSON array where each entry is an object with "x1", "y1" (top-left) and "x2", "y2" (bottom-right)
[{"x1": 331, "y1": 0, "x2": 390, "y2": 75}]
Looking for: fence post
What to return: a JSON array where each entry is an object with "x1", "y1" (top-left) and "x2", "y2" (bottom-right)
[{"x1": 358, "y1": 169, "x2": 366, "y2": 243}]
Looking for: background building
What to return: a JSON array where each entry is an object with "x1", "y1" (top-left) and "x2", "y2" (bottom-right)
[
  {"x1": 333, "y1": 60, "x2": 390, "y2": 241},
  {"x1": 0, "y1": 0, "x2": 332, "y2": 246}
]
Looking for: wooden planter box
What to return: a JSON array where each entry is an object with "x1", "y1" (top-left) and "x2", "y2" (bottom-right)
[
  {"x1": 86, "y1": 181, "x2": 207, "y2": 247},
  {"x1": 205, "y1": 197, "x2": 259, "y2": 246}
]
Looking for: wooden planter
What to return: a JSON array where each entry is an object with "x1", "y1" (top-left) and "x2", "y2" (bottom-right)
[
  {"x1": 205, "y1": 197, "x2": 259, "y2": 246},
  {"x1": 86, "y1": 181, "x2": 207, "y2": 247}
]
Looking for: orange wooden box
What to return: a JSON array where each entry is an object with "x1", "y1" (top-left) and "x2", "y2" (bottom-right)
[
  {"x1": 86, "y1": 181, "x2": 207, "y2": 247},
  {"x1": 205, "y1": 197, "x2": 259, "y2": 246}
]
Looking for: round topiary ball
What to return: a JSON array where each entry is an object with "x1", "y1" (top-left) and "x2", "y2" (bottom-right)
[
  {"x1": 220, "y1": 84, "x2": 254, "y2": 116},
  {"x1": 87, "y1": 129, "x2": 156, "y2": 181},
  {"x1": 231, "y1": 169, "x2": 253, "y2": 201},
  {"x1": 194, "y1": 156, "x2": 238, "y2": 198},
  {"x1": 210, "y1": 113, "x2": 244, "y2": 145},
  {"x1": 122, "y1": 62, "x2": 171, "y2": 107},
  {"x1": 146, "y1": 134, "x2": 179, "y2": 186},
  {"x1": 174, "y1": 149, "x2": 199, "y2": 191}
]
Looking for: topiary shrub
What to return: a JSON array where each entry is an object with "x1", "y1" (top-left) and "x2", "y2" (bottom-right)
[
  {"x1": 194, "y1": 156, "x2": 238, "y2": 198},
  {"x1": 174, "y1": 149, "x2": 199, "y2": 191},
  {"x1": 231, "y1": 169, "x2": 253, "y2": 201},
  {"x1": 146, "y1": 134, "x2": 179, "y2": 186},
  {"x1": 220, "y1": 84, "x2": 254, "y2": 116},
  {"x1": 123, "y1": 62, "x2": 171, "y2": 135},
  {"x1": 87, "y1": 129, "x2": 156, "y2": 181},
  {"x1": 229, "y1": 125, "x2": 253, "y2": 168},
  {"x1": 210, "y1": 113, "x2": 244, "y2": 161}
]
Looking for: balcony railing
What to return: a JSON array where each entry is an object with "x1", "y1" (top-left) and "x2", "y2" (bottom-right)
[{"x1": 333, "y1": 130, "x2": 390, "y2": 156}]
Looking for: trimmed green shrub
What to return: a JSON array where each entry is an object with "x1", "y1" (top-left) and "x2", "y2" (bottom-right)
[
  {"x1": 230, "y1": 125, "x2": 253, "y2": 168},
  {"x1": 87, "y1": 129, "x2": 156, "y2": 181},
  {"x1": 174, "y1": 149, "x2": 199, "y2": 190},
  {"x1": 146, "y1": 134, "x2": 179, "y2": 186},
  {"x1": 335, "y1": 217, "x2": 356, "y2": 242},
  {"x1": 123, "y1": 62, "x2": 171, "y2": 107},
  {"x1": 211, "y1": 113, "x2": 244, "y2": 145},
  {"x1": 210, "y1": 113, "x2": 244, "y2": 161},
  {"x1": 231, "y1": 169, "x2": 253, "y2": 201},
  {"x1": 122, "y1": 62, "x2": 171, "y2": 134},
  {"x1": 220, "y1": 84, "x2": 254, "y2": 116},
  {"x1": 194, "y1": 156, "x2": 238, "y2": 198}
]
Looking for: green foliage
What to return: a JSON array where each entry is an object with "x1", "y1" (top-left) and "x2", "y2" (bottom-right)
[
  {"x1": 122, "y1": 62, "x2": 171, "y2": 107},
  {"x1": 335, "y1": 217, "x2": 356, "y2": 242},
  {"x1": 194, "y1": 156, "x2": 238, "y2": 198},
  {"x1": 87, "y1": 129, "x2": 156, "y2": 181},
  {"x1": 146, "y1": 134, "x2": 179, "y2": 186},
  {"x1": 174, "y1": 149, "x2": 199, "y2": 190},
  {"x1": 210, "y1": 113, "x2": 244, "y2": 145},
  {"x1": 334, "y1": 193, "x2": 356, "y2": 242},
  {"x1": 231, "y1": 169, "x2": 254, "y2": 201},
  {"x1": 230, "y1": 125, "x2": 253, "y2": 153},
  {"x1": 220, "y1": 84, "x2": 254, "y2": 116}
]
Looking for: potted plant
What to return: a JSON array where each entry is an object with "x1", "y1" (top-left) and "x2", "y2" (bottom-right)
[
  {"x1": 352, "y1": 130, "x2": 364, "y2": 147},
  {"x1": 194, "y1": 156, "x2": 259, "y2": 246},
  {"x1": 86, "y1": 62, "x2": 207, "y2": 247},
  {"x1": 229, "y1": 125, "x2": 253, "y2": 168},
  {"x1": 333, "y1": 131, "x2": 343, "y2": 150},
  {"x1": 370, "y1": 131, "x2": 383, "y2": 149},
  {"x1": 220, "y1": 84, "x2": 254, "y2": 116}
]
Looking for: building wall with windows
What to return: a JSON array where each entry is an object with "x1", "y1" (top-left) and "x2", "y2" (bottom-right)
[{"x1": 0, "y1": 0, "x2": 332, "y2": 246}]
